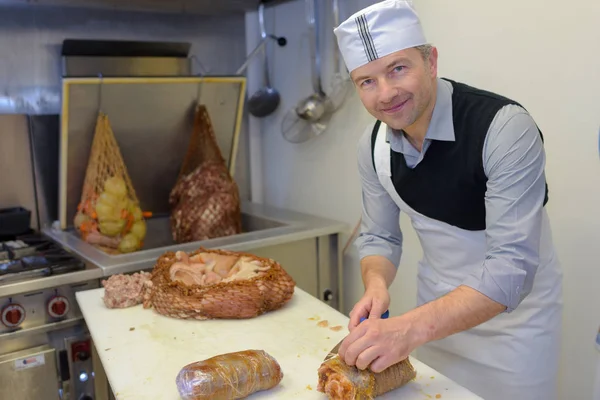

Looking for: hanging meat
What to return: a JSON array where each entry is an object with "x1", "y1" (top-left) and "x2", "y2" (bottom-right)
[
  {"x1": 169, "y1": 104, "x2": 242, "y2": 243},
  {"x1": 141, "y1": 247, "x2": 296, "y2": 320},
  {"x1": 317, "y1": 353, "x2": 417, "y2": 399},
  {"x1": 169, "y1": 161, "x2": 242, "y2": 243}
]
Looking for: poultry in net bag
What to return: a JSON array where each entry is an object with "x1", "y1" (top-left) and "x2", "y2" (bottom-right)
[
  {"x1": 169, "y1": 104, "x2": 242, "y2": 243},
  {"x1": 74, "y1": 112, "x2": 148, "y2": 254}
]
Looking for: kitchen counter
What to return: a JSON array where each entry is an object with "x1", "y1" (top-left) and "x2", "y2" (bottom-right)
[
  {"x1": 46, "y1": 201, "x2": 349, "y2": 311},
  {"x1": 43, "y1": 201, "x2": 347, "y2": 277},
  {"x1": 0, "y1": 261, "x2": 102, "y2": 298},
  {"x1": 76, "y1": 287, "x2": 482, "y2": 400}
]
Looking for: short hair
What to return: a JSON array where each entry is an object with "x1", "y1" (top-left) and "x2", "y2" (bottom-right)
[{"x1": 415, "y1": 44, "x2": 433, "y2": 60}]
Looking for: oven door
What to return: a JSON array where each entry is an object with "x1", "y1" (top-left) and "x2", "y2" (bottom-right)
[{"x1": 0, "y1": 344, "x2": 59, "y2": 400}]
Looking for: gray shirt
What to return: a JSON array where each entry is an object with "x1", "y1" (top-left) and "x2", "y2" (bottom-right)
[{"x1": 355, "y1": 78, "x2": 548, "y2": 311}]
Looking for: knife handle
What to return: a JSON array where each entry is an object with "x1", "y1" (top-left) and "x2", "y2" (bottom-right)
[{"x1": 359, "y1": 309, "x2": 389, "y2": 323}]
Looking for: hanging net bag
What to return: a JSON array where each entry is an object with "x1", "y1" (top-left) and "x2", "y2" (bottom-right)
[
  {"x1": 73, "y1": 112, "x2": 147, "y2": 254},
  {"x1": 169, "y1": 104, "x2": 242, "y2": 243}
]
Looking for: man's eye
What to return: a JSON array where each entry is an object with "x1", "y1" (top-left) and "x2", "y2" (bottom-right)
[
  {"x1": 393, "y1": 66, "x2": 405, "y2": 72},
  {"x1": 361, "y1": 79, "x2": 374, "y2": 87}
]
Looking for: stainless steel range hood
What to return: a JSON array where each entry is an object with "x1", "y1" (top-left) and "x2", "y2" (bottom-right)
[
  {"x1": 61, "y1": 39, "x2": 193, "y2": 77},
  {"x1": 0, "y1": 0, "x2": 294, "y2": 15}
]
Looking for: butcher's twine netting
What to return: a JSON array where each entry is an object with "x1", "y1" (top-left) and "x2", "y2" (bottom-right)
[
  {"x1": 318, "y1": 354, "x2": 417, "y2": 399},
  {"x1": 177, "y1": 104, "x2": 228, "y2": 180},
  {"x1": 143, "y1": 248, "x2": 296, "y2": 320},
  {"x1": 79, "y1": 112, "x2": 139, "y2": 208},
  {"x1": 169, "y1": 104, "x2": 242, "y2": 243},
  {"x1": 74, "y1": 112, "x2": 146, "y2": 254}
]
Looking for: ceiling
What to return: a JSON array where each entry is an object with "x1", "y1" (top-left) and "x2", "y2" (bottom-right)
[{"x1": 0, "y1": 0, "x2": 294, "y2": 15}]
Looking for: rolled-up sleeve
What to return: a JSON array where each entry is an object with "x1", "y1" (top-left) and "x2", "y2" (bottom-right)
[
  {"x1": 462, "y1": 105, "x2": 547, "y2": 312},
  {"x1": 354, "y1": 123, "x2": 403, "y2": 267}
]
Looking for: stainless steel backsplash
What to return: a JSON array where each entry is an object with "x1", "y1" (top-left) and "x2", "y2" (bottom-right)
[
  {"x1": 0, "y1": 115, "x2": 40, "y2": 229},
  {"x1": 0, "y1": 6, "x2": 247, "y2": 114},
  {"x1": 0, "y1": 5, "x2": 252, "y2": 221},
  {"x1": 0, "y1": 114, "x2": 60, "y2": 231}
]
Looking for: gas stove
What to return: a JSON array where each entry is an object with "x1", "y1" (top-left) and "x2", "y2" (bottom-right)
[
  {"x1": 0, "y1": 231, "x2": 100, "y2": 400},
  {"x1": 0, "y1": 233, "x2": 86, "y2": 285},
  {"x1": 0, "y1": 232, "x2": 93, "y2": 333}
]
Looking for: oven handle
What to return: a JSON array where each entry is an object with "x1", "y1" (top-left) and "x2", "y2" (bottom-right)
[
  {"x1": 0, "y1": 316, "x2": 83, "y2": 341},
  {"x1": 58, "y1": 349, "x2": 71, "y2": 400}
]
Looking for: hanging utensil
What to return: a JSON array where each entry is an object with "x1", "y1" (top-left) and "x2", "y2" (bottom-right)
[
  {"x1": 294, "y1": 0, "x2": 328, "y2": 122},
  {"x1": 280, "y1": 0, "x2": 347, "y2": 143},
  {"x1": 247, "y1": 1, "x2": 281, "y2": 118},
  {"x1": 326, "y1": 0, "x2": 353, "y2": 110},
  {"x1": 235, "y1": 34, "x2": 287, "y2": 76}
]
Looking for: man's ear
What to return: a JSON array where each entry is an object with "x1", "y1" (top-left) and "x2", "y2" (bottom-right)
[{"x1": 429, "y1": 46, "x2": 439, "y2": 78}]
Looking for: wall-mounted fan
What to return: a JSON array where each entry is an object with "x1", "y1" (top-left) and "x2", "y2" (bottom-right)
[{"x1": 281, "y1": 0, "x2": 353, "y2": 144}]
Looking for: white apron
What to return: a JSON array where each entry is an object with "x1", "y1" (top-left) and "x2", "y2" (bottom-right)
[{"x1": 374, "y1": 123, "x2": 563, "y2": 400}]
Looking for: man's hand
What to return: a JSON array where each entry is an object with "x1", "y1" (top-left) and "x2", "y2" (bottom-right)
[
  {"x1": 338, "y1": 316, "x2": 422, "y2": 373},
  {"x1": 340, "y1": 285, "x2": 506, "y2": 373},
  {"x1": 349, "y1": 255, "x2": 397, "y2": 330},
  {"x1": 348, "y1": 284, "x2": 390, "y2": 330}
]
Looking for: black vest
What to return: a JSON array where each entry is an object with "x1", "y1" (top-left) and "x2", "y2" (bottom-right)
[{"x1": 371, "y1": 78, "x2": 549, "y2": 231}]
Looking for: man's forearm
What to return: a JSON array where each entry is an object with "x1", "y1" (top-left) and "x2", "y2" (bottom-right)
[
  {"x1": 405, "y1": 285, "x2": 506, "y2": 346},
  {"x1": 361, "y1": 255, "x2": 397, "y2": 290}
]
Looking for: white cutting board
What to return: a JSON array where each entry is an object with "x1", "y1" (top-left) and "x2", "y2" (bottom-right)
[{"x1": 76, "y1": 287, "x2": 481, "y2": 400}]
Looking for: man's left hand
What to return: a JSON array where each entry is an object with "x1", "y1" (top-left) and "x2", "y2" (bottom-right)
[{"x1": 337, "y1": 316, "x2": 422, "y2": 373}]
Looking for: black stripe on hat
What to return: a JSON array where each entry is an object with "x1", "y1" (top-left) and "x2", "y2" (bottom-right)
[
  {"x1": 355, "y1": 15, "x2": 375, "y2": 61},
  {"x1": 360, "y1": 14, "x2": 379, "y2": 60},
  {"x1": 355, "y1": 14, "x2": 378, "y2": 62}
]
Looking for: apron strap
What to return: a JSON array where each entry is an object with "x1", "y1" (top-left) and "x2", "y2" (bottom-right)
[{"x1": 373, "y1": 120, "x2": 391, "y2": 180}]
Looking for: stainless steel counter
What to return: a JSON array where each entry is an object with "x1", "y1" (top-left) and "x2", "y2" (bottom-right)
[
  {"x1": 43, "y1": 201, "x2": 346, "y2": 275},
  {"x1": 0, "y1": 263, "x2": 103, "y2": 298},
  {"x1": 43, "y1": 201, "x2": 348, "y2": 311}
]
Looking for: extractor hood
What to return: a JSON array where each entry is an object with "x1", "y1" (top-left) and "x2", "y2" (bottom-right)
[
  {"x1": 0, "y1": 0, "x2": 294, "y2": 15},
  {"x1": 61, "y1": 39, "x2": 193, "y2": 77}
]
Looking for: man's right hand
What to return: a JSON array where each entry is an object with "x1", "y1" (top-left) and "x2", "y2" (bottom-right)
[{"x1": 348, "y1": 284, "x2": 390, "y2": 331}]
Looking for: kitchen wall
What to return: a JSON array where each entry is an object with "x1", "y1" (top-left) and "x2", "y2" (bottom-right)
[
  {"x1": 0, "y1": 5, "x2": 252, "y2": 207},
  {"x1": 246, "y1": 0, "x2": 600, "y2": 398}
]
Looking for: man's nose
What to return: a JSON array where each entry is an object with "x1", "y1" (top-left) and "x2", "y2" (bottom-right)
[{"x1": 378, "y1": 80, "x2": 399, "y2": 103}]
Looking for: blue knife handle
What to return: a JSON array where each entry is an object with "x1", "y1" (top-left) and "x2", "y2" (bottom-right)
[{"x1": 359, "y1": 309, "x2": 389, "y2": 323}]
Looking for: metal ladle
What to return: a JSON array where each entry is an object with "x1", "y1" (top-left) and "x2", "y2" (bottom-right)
[
  {"x1": 295, "y1": 0, "x2": 328, "y2": 122},
  {"x1": 247, "y1": 2, "x2": 281, "y2": 118}
]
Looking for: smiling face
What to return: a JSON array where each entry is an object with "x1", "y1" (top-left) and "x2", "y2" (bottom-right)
[{"x1": 350, "y1": 46, "x2": 438, "y2": 132}]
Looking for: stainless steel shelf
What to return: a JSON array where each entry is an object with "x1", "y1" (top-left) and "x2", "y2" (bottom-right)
[{"x1": 43, "y1": 201, "x2": 347, "y2": 276}]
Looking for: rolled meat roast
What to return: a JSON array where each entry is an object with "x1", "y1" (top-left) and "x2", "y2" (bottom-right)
[
  {"x1": 317, "y1": 353, "x2": 417, "y2": 399},
  {"x1": 176, "y1": 349, "x2": 283, "y2": 399}
]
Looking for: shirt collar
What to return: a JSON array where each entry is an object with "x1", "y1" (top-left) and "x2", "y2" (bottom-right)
[{"x1": 386, "y1": 77, "x2": 455, "y2": 151}]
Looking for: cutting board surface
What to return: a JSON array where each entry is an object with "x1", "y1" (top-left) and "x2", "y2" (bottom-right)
[{"x1": 76, "y1": 287, "x2": 481, "y2": 399}]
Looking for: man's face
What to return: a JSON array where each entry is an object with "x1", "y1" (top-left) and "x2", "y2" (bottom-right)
[{"x1": 350, "y1": 47, "x2": 438, "y2": 131}]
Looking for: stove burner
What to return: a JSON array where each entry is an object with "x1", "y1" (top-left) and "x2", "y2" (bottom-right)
[
  {"x1": 0, "y1": 260, "x2": 24, "y2": 274},
  {"x1": 0, "y1": 233, "x2": 86, "y2": 284},
  {"x1": 0, "y1": 247, "x2": 9, "y2": 262},
  {"x1": 3, "y1": 240, "x2": 37, "y2": 259}
]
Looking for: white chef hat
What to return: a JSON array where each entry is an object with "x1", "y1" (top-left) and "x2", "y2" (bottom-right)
[{"x1": 333, "y1": 0, "x2": 427, "y2": 73}]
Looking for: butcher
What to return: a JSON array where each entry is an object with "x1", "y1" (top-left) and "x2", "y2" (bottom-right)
[{"x1": 332, "y1": 1, "x2": 563, "y2": 399}]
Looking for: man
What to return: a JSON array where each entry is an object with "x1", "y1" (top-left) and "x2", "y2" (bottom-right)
[{"x1": 333, "y1": 1, "x2": 563, "y2": 399}]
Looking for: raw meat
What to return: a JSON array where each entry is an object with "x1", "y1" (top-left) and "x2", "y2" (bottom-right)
[
  {"x1": 169, "y1": 161, "x2": 242, "y2": 243},
  {"x1": 317, "y1": 354, "x2": 417, "y2": 399},
  {"x1": 176, "y1": 349, "x2": 283, "y2": 400},
  {"x1": 101, "y1": 271, "x2": 151, "y2": 309},
  {"x1": 142, "y1": 248, "x2": 296, "y2": 320},
  {"x1": 169, "y1": 104, "x2": 242, "y2": 244}
]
